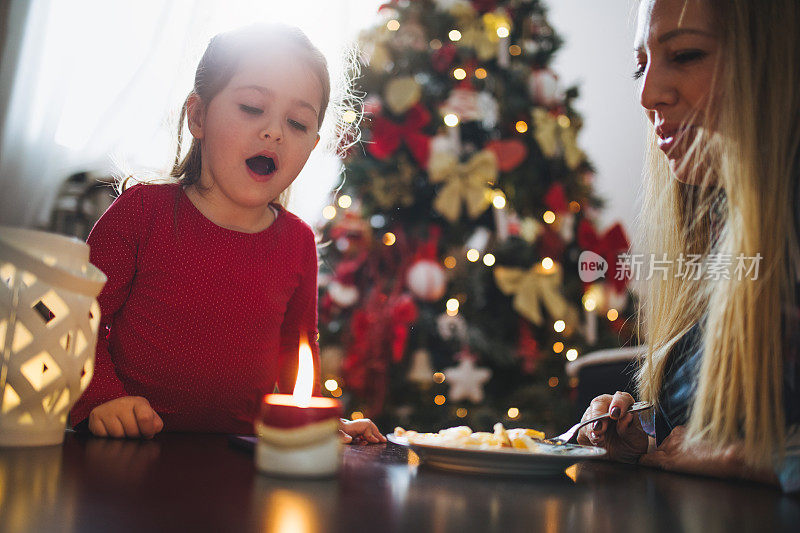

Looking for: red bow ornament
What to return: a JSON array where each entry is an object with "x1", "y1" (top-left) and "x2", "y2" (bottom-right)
[
  {"x1": 367, "y1": 104, "x2": 432, "y2": 168},
  {"x1": 577, "y1": 220, "x2": 631, "y2": 293}
]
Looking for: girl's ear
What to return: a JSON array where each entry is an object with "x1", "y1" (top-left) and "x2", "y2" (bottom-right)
[{"x1": 186, "y1": 93, "x2": 205, "y2": 140}]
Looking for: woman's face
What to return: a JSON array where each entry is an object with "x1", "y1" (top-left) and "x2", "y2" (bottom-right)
[{"x1": 634, "y1": 0, "x2": 720, "y2": 183}]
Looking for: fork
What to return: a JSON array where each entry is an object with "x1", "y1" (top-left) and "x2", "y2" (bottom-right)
[{"x1": 545, "y1": 400, "x2": 653, "y2": 445}]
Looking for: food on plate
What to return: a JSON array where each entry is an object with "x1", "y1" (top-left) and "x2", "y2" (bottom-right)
[{"x1": 394, "y1": 424, "x2": 548, "y2": 452}]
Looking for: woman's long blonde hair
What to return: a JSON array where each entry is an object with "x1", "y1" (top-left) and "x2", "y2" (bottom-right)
[{"x1": 636, "y1": 0, "x2": 800, "y2": 469}]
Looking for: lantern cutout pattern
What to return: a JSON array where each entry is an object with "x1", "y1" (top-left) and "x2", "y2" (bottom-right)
[{"x1": 0, "y1": 227, "x2": 106, "y2": 447}]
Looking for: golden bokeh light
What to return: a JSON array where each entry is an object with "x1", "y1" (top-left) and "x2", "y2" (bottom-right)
[{"x1": 322, "y1": 205, "x2": 336, "y2": 220}]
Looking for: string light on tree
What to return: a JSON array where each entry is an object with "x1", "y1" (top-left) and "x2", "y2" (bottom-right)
[
  {"x1": 475, "y1": 68, "x2": 487, "y2": 79},
  {"x1": 322, "y1": 205, "x2": 337, "y2": 220},
  {"x1": 433, "y1": 372, "x2": 445, "y2": 384},
  {"x1": 466, "y1": 249, "x2": 480, "y2": 262},
  {"x1": 607, "y1": 309, "x2": 619, "y2": 321},
  {"x1": 492, "y1": 191, "x2": 506, "y2": 209},
  {"x1": 507, "y1": 407, "x2": 519, "y2": 419},
  {"x1": 434, "y1": 394, "x2": 446, "y2": 405},
  {"x1": 543, "y1": 210, "x2": 556, "y2": 224},
  {"x1": 541, "y1": 257, "x2": 554, "y2": 270},
  {"x1": 383, "y1": 232, "x2": 396, "y2": 246},
  {"x1": 566, "y1": 349, "x2": 578, "y2": 361},
  {"x1": 387, "y1": 19, "x2": 400, "y2": 31},
  {"x1": 483, "y1": 254, "x2": 496, "y2": 266},
  {"x1": 449, "y1": 29, "x2": 462, "y2": 41},
  {"x1": 553, "y1": 342, "x2": 564, "y2": 353},
  {"x1": 446, "y1": 298, "x2": 459, "y2": 316},
  {"x1": 351, "y1": 411, "x2": 364, "y2": 420},
  {"x1": 444, "y1": 256, "x2": 457, "y2": 269},
  {"x1": 553, "y1": 320, "x2": 566, "y2": 333},
  {"x1": 453, "y1": 68, "x2": 467, "y2": 80},
  {"x1": 324, "y1": 379, "x2": 338, "y2": 392},
  {"x1": 337, "y1": 195, "x2": 352, "y2": 209},
  {"x1": 509, "y1": 45, "x2": 522, "y2": 56},
  {"x1": 456, "y1": 408, "x2": 468, "y2": 418},
  {"x1": 548, "y1": 377, "x2": 559, "y2": 388},
  {"x1": 515, "y1": 120, "x2": 528, "y2": 133},
  {"x1": 342, "y1": 109, "x2": 357, "y2": 123},
  {"x1": 444, "y1": 113, "x2": 459, "y2": 127}
]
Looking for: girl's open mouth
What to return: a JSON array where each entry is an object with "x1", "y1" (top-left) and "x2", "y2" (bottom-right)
[{"x1": 246, "y1": 155, "x2": 277, "y2": 180}]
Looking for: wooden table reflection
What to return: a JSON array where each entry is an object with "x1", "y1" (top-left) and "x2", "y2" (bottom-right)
[{"x1": 0, "y1": 432, "x2": 797, "y2": 533}]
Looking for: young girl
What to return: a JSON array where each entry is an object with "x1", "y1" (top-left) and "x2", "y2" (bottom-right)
[
  {"x1": 577, "y1": 0, "x2": 799, "y2": 490},
  {"x1": 69, "y1": 24, "x2": 384, "y2": 444}
]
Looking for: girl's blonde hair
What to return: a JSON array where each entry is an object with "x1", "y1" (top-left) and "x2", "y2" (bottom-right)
[{"x1": 636, "y1": 0, "x2": 800, "y2": 469}]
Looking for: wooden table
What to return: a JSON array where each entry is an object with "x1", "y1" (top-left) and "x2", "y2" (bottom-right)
[{"x1": 1, "y1": 432, "x2": 797, "y2": 533}]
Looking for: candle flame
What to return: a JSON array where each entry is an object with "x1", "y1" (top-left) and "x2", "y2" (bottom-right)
[{"x1": 292, "y1": 336, "x2": 314, "y2": 407}]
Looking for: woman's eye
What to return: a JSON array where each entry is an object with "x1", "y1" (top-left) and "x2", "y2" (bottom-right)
[
  {"x1": 239, "y1": 104, "x2": 263, "y2": 115},
  {"x1": 288, "y1": 119, "x2": 308, "y2": 132},
  {"x1": 632, "y1": 64, "x2": 646, "y2": 80},
  {"x1": 673, "y1": 49, "x2": 707, "y2": 64}
]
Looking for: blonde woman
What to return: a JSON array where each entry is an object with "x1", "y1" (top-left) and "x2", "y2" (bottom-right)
[{"x1": 577, "y1": 0, "x2": 800, "y2": 491}]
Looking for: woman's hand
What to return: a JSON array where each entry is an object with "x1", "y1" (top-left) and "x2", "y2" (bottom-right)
[
  {"x1": 577, "y1": 391, "x2": 649, "y2": 463},
  {"x1": 88, "y1": 396, "x2": 164, "y2": 439},
  {"x1": 339, "y1": 417, "x2": 387, "y2": 445},
  {"x1": 639, "y1": 425, "x2": 778, "y2": 484}
]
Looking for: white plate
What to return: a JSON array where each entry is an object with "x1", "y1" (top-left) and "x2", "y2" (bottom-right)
[{"x1": 387, "y1": 433, "x2": 606, "y2": 476}]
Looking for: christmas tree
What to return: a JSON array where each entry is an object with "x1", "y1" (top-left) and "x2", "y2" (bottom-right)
[{"x1": 317, "y1": 0, "x2": 634, "y2": 433}]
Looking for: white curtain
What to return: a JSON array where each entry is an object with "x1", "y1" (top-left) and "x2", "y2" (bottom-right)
[{"x1": 0, "y1": 0, "x2": 384, "y2": 228}]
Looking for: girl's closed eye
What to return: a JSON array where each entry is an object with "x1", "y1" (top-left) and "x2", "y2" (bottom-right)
[
  {"x1": 632, "y1": 63, "x2": 646, "y2": 80},
  {"x1": 288, "y1": 119, "x2": 308, "y2": 132},
  {"x1": 239, "y1": 104, "x2": 263, "y2": 115}
]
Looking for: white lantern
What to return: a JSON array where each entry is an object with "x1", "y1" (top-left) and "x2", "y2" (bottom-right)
[{"x1": 0, "y1": 227, "x2": 106, "y2": 446}]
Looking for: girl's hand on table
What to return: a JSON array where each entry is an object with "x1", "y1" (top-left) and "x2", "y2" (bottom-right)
[
  {"x1": 88, "y1": 396, "x2": 164, "y2": 439},
  {"x1": 577, "y1": 391, "x2": 648, "y2": 463},
  {"x1": 339, "y1": 418, "x2": 387, "y2": 445}
]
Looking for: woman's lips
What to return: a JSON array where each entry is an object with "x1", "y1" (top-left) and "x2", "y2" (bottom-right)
[{"x1": 656, "y1": 125, "x2": 693, "y2": 156}]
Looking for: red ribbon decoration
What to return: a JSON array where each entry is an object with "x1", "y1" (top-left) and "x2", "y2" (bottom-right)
[
  {"x1": 432, "y1": 44, "x2": 457, "y2": 73},
  {"x1": 544, "y1": 183, "x2": 569, "y2": 213},
  {"x1": 367, "y1": 104, "x2": 432, "y2": 168},
  {"x1": 577, "y1": 219, "x2": 631, "y2": 293}
]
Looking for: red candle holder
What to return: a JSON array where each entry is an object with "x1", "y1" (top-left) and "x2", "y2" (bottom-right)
[{"x1": 255, "y1": 394, "x2": 343, "y2": 478}]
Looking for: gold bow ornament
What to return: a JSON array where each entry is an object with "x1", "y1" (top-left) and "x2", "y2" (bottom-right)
[
  {"x1": 531, "y1": 107, "x2": 585, "y2": 170},
  {"x1": 428, "y1": 149, "x2": 498, "y2": 223},
  {"x1": 368, "y1": 157, "x2": 416, "y2": 209},
  {"x1": 493, "y1": 263, "x2": 579, "y2": 327}
]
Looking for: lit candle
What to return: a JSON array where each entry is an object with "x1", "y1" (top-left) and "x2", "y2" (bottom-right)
[{"x1": 255, "y1": 337, "x2": 343, "y2": 477}]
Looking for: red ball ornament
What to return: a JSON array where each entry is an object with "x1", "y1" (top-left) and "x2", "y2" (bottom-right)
[{"x1": 406, "y1": 259, "x2": 447, "y2": 302}]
